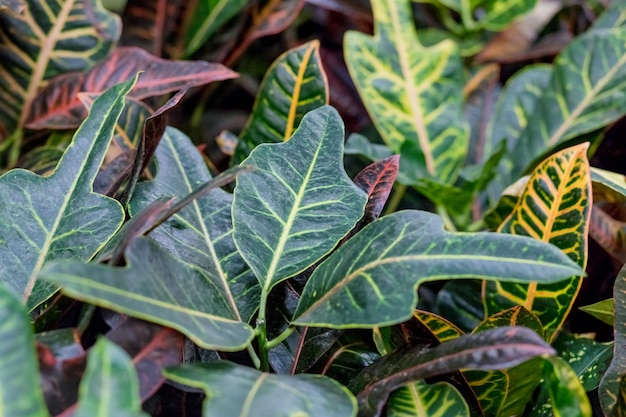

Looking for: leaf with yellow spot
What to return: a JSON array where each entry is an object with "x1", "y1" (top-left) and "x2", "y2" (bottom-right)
[
  {"x1": 344, "y1": 0, "x2": 469, "y2": 184},
  {"x1": 483, "y1": 143, "x2": 591, "y2": 343},
  {"x1": 232, "y1": 40, "x2": 328, "y2": 164}
]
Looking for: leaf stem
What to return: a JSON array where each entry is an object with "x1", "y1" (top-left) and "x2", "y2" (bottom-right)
[
  {"x1": 247, "y1": 344, "x2": 261, "y2": 369},
  {"x1": 437, "y1": 205, "x2": 457, "y2": 232},
  {"x1": 460, "y1": 0, "x2": 476, "y2": 30},
  {"x1": 267, "y1": 326, "x2": 296, "y2": 349},
  {"x1": 256, "y1": 289, "x2": 270, "y2": 372}
]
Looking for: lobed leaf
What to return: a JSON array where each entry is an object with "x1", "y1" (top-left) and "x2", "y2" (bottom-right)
[
  {"x1": 483, "y1": 143, "x2": 591, "y2": 342},
  {"x1": 130, "y1": 127, "x2": 260, "y2": 322},
  {"x1": 292, "y1": 210, "x2": 584, "y2": 328},
  {"x1": 164, "y1": 361, "x2": 357, "y2": 417},
  {"x1": 233, "y1": 105, "x2": 367, "y2": 292},
  {"x1": 40, "y1": 237, "x2": 255, "y2": 351},
  {"x1": 344, "y1": 0, "x2": 468, "y2": 184},
  {"x1": 0, "y1": 0, "x2": 119, "y2": 140},
  {"x1": 73, "y1": 338, "x2": 149, "y2": 417},
  {"x1": 0, "y1": 283, "x2": 48, "y2": 417},
  {"x1": 233, "y1": 40, "x2": 328, "y2": 164},
  {"x1": 0, "y1": 77, "x2": 136, "y2": 310}
]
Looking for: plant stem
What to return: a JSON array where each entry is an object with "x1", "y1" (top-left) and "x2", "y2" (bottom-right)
[
  {"x1": 384, "y1": 183, "x2": 407, "y2": 215},
  {"x1": 256, "y1": 289, "x2": 270, "y2": 372},
  {"x1": 460, "y1": 0, "x2": 476, "y2": 30},
  {"x1": 437, "y1": 205, "x2": 457, "y2": 232},
  {"x1": 247, "y1": 345, "x2": 261, "y2": 369},
  {"x1": 267, "y1": 326, "x2": 296, "y2": 349}
]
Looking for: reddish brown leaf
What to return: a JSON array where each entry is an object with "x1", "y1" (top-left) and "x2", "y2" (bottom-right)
[
  {"x1": 353, "y1": 154, "x2": 400, "y2": 221},
  {"x1": 25, "y1": 47, "x2": 238, "y2": 130}
]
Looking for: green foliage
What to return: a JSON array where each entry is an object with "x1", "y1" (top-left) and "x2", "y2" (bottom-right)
[{"x1": 1, "y1": 0, "x2": 626, "y2": 416}]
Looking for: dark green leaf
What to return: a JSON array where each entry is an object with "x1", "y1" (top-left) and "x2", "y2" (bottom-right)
[
  {"x1": 386, "y1": 380, "x2": 469, "y2": 417},
  {"x1": 553, "y1": 331, "x2": 613, "y2": 391},
  {"x1": 185, "y1": 0, "x2": 247, "y2": 57}
]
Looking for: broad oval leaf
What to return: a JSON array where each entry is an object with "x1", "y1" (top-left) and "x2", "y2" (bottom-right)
[
  {"x1": 0, "y1": 283, "x2": 48, "y2": 417},
  {"x1": 129, "y1": 127, "x2": 260, "y2": 323},
  {"x1": 164, "y1": 361, "x2": 357, "y2": 417},
  {"x1": 74, "y1": 337, "x2": 149, "y2": 417},
  {"x1": 350, "y1": 326, "x2": 554, "y2": 417},
  {"x1": 344, "y1": 0, "x2": 469, "y2": 184},
  {"x1": 483, "y1": 143, "x2": 591, "y2": 342},
  {"x1": 0, "y1": 0, "x2": 119, "y2": 140},
  {"x1": 233, "y1": 105, "x2": 367, "y2": 291},
  {"x1": 40, "y1": 237, "x2": 255, "y2": 351},
  {"x1": 292, "y1": 210, "x2": 584, "y2": 328},
  {"x1": 0, "y1": 76, "x2": 136, "y2": 310},
  {"x1": 232, "y1": 40, "x2": 328, "y2": 164},
  {"x1": 386, "y1": 380, "x2": 469, "y2": 417}
]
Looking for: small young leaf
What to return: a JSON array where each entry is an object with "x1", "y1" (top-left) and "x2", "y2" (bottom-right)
[
  {"x1": 0, "y1": 76, "x2": 136, "y2": 310},
  {"x1": 580, "y1": 298, "x2": 615, "y2": 326},
  {"x1": 233, "y1": 40, "x2": 328, "y2": 163},
  {"x1": 41, "y1": 237, "x2": 255, "y2": 351},
  {"x1": 164, "y1": 361, "x2": 357, "y2": 417},
  {"x1": 73, "y1": 338, "x2": 149, "y2": 417},
  {"x1": 0, "y1": 283, "x2": 48, "y2": 417},
  {"x1": 233, "y1": 105, "x2": 367, "y2": 292},
  {"x1": 292, "y1": 210, "x2": 584, "y2": 328},
  {"x1": 345, "y1": 0, "x2": 469, "y2": 184},
  {"x1": 350, "y1": 326, "x2": 554, "y2": 417}
]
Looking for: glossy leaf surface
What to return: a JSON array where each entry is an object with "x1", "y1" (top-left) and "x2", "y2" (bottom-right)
[
  {"x1": 483, "y1": 143, "x2": 591, "y2": 341},
  {"x1": 233, "y1": 105, "x2": 367, "y2": 291},
  {"x1": 73, "y1": 337, "x2": 148, "y2": 417},
  {"x1": 539, "y1": 356, "x2": 591, "y2": 417},
  {"x1": 164, "y1": 361, "x2": 357, "y2": 417},
  {"x1": 233, "y1": 41, "x2": 328, "y2": 163},
  {"x1": 553, "y1": 331, "x2": 613, "y2": 391},
  {"x1": 130, "y1": 127, "x2": 259, "y2": 322},
  {"x1": 0, "y1": 0, "x2": 119, "y2": 140},
  {"x1": 386, "y1": 380, "x2": 469, "y2": 417},
  {"x1": 0, "y1": 283, "x2": 48, "y2": 417},
  {"x1": 293, "y1": 210, "x2": 583, "y2": 328},
  {"x1": 344, "y1": 0, "x2": 468, "y2": 184},
  {"x1": 41, "y1": 237, "x2": 255, "y2": 351},
  {"x1": 350, "y1": 326, "x2": 554, "y2": 417},
  {"x1": 0, "y1": 77, "x2": 135, "y2": 310}
]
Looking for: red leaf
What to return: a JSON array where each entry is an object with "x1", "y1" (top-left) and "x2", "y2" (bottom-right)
[
  {"x1": 353, "y1": 154, "x2": 400, "y2": 222},
  {"x1": 25, "y1": 47, "x2": 238, "y2": 130}
]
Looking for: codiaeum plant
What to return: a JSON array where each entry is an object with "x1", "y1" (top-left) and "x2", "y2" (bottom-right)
[{"x1": 0, "y1": 0, "x2": 625, "y2": 416}]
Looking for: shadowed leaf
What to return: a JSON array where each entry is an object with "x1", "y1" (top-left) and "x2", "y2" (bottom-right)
[
  {"x1": 185, "y1": 0, "x2": 247, "y2": 57},
  {"x1": 386, "y1": 380, "x2": 469, "y2": 417},
  {"x1": 0, "y1": 77, "x2": 136, "y2": 310}
]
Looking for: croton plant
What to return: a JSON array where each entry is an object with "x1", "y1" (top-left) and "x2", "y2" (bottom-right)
[{"x1": 0, "y1": 0, "x2": 625, "y2": 416}]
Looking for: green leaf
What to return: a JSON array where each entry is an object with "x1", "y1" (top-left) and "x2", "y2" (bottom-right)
[
  {"x1": 0, "y1": 0, "x2": 120, "y2": 140},
  {"x1": 611, "y1": 375, "x2": 626, "y2": 417},
  {"x1": 580, "y1": 298, "x2": 614, "y2": 326},
  {"x1": 233, "y1": 40, "x2": 328, "y2": 164},
  {"x1": 292, "y1": 210, "x2": 584, "y2": 328},
  {"x1": 164, "y1": 361, "x2": 357, "y2": 417},
  {"x1": 73, "y1": 338, "x2": 149, "y2": 417},
  {"x1": 129, "y1": 127, "x2": 260, "y2": 323},
  {"x1": 600, "y1": 263, "x2": 626, "y2": 415},
  {"x1": 386, "y1": 380, "x2": 469, "y2": 417},
  {"x1": 590, "y1": 1, "x2": 626, "y2": 31},
  {"x1": 350, "y1": 326, "x2": 554, "y2": 417},
  {"x1": 233, "y1": 105, "x2": 367, "y2": 292},
  {"x1": 185, "y1": 0, "x2": 247, "y2": 57},
  {"x1": 592, "y1": 167, "x2": 626, "y2": 203},
  {"x1": 0, "y1": 283, "x2": 48, "y2": 417},
  {"x1": 511, "y1": 28, "x2": 626, "y2": 180},
  {"x1": 435, "y1": 280, "x2": 484, "y2": 332},
  {"x1": 539, "y1": 356, "x2": 591, "y2": 417},
  {"x1": 483, "y1": 143, "x2": 591, "y2": 342},
  {"x1": 0, "y1": 76, "x2": 135, "y2": 310},
  {"x1": 426, "y1": 0, "x2": 537, "y2": 31},
  {"x1": 552, "y1": 331, "x2": 613, "y2": 391},
  {"x1": 345, "y1": 0, "x2": 468, "y2": 184},
  {"x1": 40, "y1": 237, "x2": 255, "y2": 351}
]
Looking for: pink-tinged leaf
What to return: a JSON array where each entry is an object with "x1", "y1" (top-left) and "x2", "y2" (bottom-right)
[
  {"x1": 589, "y1": 203, "x2": 626, "y2": 264},
  {"x1": 25, "y1": 47, "x2": 238, "y2": 129},
  {"x1": 353, "y1": 155, "x2": 399, "y2": 221}
]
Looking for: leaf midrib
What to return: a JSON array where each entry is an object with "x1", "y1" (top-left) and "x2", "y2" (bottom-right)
[{"x1": 284, "y1": 43, "x2": 315, "y2": 140}]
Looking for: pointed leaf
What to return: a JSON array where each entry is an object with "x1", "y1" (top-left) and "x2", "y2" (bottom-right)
[
  {"x1": 511, "y1": 28, "x2": 626, "y2": 179},
  {"x1": 386, "y1": 380, "x2": 469, "y2": 417},
  {"x1": 350, "y1": 326, "x2": 554, "y2": 417},
  {"x1": 580, "y1": 298, "x2": 614, "y2": 326},
  {"x1": 344, "y1": 0, "x2": 469, "y2": 184},
  {"x1": 233, "y1": 40, "x2": 328, "y2": 163},
  {"x1": 164, "y1": 361, "x2": 357, "y2": 417},
  {"x1": 130, "y1": 127, "x2": 260, "y2": 322},
  {"x1": 233, "y1": 105, "x2": 367, "y2": 291},
  {"x1": 414, "y1": 310, "x2": 464, "y2": 342},
  {"x1": 0, "y1": 283, "x2": 48, "y2": 417},
  {"x1": 538, "y1": 356, "x2": 591, "y2": 417},
  {"x1": 0, "y1": 77, "x2": 136, "y2": 310},
  {"x1": 25, "y1": 47, "x2": 238, "y2": 130},
  {"x1": 483, "y1": 143, "x2": 591, "y2": 341},
  {"x1": 588, "y1": 205, "x2": 626, "y2": 264},
  {"x1": 73, "y1": 337, "x2": 149, "y2": 417},
  {"x1": 0, "y1": 0, "x2": 119, "y2": 140},
  {"x1": 40, "y1": 237, "x2": 255, "y2": 351},
  {"x1": 600, "y1": 263, "x2": 626, "y2": 415},
  {"x1": 292, "y1": 210, "x2": 584, "y2": 328},
  {"x1": 185, "y1": 0, "x2": 247, "y2": 57},
  {"x1": 353, "y1": 155, "x2": 399, "y2": 221}
]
